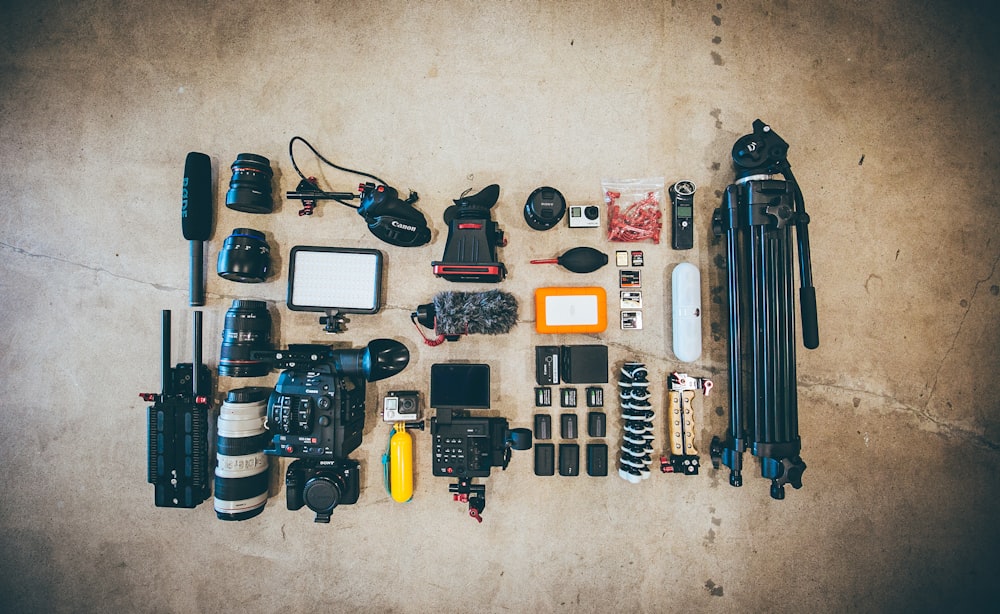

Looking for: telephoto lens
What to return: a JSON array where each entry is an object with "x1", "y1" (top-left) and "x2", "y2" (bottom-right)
[
  {"x1": 219, "y1": 299, "x2": 272, "y2": 377},
  {"x1": 217, "y1": 228, "x2": 271, "y2": 283},
  {"x1": 214, "y1": 387, "x2": 271, "y2": 520},
  {"x1": 226, "y1": 153, "x2": 274, "y2": 214}
]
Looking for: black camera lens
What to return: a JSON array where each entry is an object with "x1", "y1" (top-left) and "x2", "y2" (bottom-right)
[
  {"x1": 214, "y1": 387, "x2": 271, "y2": 521},
  {"x1": 226, "y1": 153, "x2": 274, "y2": 214},
  {"x1": 219, "y1": 299, "x2": 272, "y2": 377},
  {"x1": 217, "y1": 228, "x2": 271, "y2": 283}
]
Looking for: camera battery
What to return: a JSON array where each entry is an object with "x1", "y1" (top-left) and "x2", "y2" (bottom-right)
[
  {"x1": 586, "y1": 386, "x2": 604, "y2": 407},
  {"x1": 560, "y1": 345, "x2": 609, "y2": 384},
  {"x1": 534, "y1": 414, "x2": 552, "y2": 440},
  {"x1": 535, "y1": 443, "x2": 555, "y2": 476},
  {"x1": 586, "y1": 443, "x2": 608, "y2": 476},
  {"x1": 560, "y1": 387, "x2": 577, "y2": 407},
  {"x1": 588, "y1": 411, "x2": 607, "y2": 437},
  {"x1": 535, "y1": 346, "x2": 560, "y2": 385},
  {"x1": 620, "y1": 270, "x2": 641, "y2": 288},
  {"x1": 535, "y1": 387, "x2": 552, "y2": 407},
  {"x1": 621, "y1": 310, "x2": 643, "y2": 330},
  {"x1": 560, "y1": 413, "x2": 578, "y2": 439},
  {"x1": 559, "y1": 444, "x2": 580, "y2": 476}
]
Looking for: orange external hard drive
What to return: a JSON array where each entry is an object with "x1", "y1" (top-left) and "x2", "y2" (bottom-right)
[{"x1": 534, "y1": 287, "x2": 608, "y2": 334}]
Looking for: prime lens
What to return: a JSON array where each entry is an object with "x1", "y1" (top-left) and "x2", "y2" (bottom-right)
[
  {"x1": 217, "y1": 228, "x2": 271, "y2": 283},
  {"x1": 214, "y1": 387, "x2": 271, "y2": 521},
  {"x1": 226, "y1": 153, "x2": 274, "y2": 214},
  {"x1": 219, "y1": 299, "x2": 272, "y2": 377}
]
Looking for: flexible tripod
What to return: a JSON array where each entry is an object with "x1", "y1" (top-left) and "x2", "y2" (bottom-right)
[{"x1": 710, "y1": 120, "x2": 819, "y2": 500}]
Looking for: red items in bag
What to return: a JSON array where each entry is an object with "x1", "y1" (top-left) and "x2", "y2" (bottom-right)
[{"x1": 603, "y1": 178, "x2": 665, "y2": 244}]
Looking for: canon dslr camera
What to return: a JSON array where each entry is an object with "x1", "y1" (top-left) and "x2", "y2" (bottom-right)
[{"x1": 255, "y1": 339, "x2": 409, "y2": 522}]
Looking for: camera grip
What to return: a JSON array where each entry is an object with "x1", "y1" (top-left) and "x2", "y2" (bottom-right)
[{"x1": 800, "y1": 287, "x2": 819, "y2": 349}]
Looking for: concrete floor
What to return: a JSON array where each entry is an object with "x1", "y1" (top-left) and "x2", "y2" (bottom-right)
[{"x1": 1, "y1": 1, "x2": 998, "y2": 612}]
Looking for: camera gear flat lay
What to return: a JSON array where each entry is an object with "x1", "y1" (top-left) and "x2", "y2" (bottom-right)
[{"x1": 141, "y1": 122, "x2": 820, "y2": 523}]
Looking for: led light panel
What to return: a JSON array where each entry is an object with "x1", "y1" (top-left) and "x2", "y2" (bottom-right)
[{"x1": 287, "y1": 246, "x2": 382, "y2": 313}]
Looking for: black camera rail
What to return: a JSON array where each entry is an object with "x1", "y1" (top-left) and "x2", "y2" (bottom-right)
[{"x1": 140, "y1": 310, "x2": 212, "y2": 509}]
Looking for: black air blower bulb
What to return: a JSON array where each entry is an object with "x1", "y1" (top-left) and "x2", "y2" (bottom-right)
[{"x1": 529, "y1": 246, "x2": 608, "y2": 273}]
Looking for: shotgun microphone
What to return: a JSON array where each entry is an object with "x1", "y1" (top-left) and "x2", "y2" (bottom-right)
[{"x1": 182, "y1": 152, "x2": 213, "y2": 306}]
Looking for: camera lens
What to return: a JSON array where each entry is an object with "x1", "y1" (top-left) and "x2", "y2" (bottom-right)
[
  {"x1": 217, "y1": 228, "x2": 271, "y2": 283},
  {"x1": 219, "y1": 300, "x2": 272, "y2": 377},
  {"x1": 214, "y1": 387, "x2": 271, "y2": 521},
  {"x1": 226, "y1": 153, "x2": 274, "y2": 214}
]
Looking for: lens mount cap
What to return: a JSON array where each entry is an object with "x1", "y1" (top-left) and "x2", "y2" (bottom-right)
[
  {"x1": 523, "y1": 186, "x2": 566, "y2": 231},
  {"x1": 304, "y1": 477, "x2": 341, "y2": 513}
]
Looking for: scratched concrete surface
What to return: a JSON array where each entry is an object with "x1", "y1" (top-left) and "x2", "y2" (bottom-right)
[{"x1": 1, "y1": 1, "x2": 998, "y2": 612}]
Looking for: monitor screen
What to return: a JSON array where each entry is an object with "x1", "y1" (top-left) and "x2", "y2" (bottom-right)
[{"x1": 430, "y1": 363, "x2": 491, "y2": 409}]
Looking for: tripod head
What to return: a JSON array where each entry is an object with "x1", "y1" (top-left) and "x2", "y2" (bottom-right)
[{"x1": 732, "y1": 119, "x2": 790, "y2": 179}]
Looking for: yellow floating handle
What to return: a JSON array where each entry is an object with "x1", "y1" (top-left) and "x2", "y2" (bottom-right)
[{"x1": 389, "y1": 423, "x2": 414, "y2": 502}]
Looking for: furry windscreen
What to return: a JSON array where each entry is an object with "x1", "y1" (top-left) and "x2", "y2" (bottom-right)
[{"x1": 432, "y1": 290, "x2": 518, "y2": 336}]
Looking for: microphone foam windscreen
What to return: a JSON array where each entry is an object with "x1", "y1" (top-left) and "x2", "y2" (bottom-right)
[
  {"x1": 432, "y1": 290, "x2": 518, "y2": 336},
  {"x1": 182, "y1": 152, "x2": 213, "y2": 241}
]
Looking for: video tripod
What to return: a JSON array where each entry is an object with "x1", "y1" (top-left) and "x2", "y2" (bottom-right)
[{"x1": 710, "y1": 120, "x2": 819, "y2": 500}]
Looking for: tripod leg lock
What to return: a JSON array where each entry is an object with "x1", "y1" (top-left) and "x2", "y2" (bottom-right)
[{"x1": 761, "y1": 456, "x2": 806, "y2": 500}]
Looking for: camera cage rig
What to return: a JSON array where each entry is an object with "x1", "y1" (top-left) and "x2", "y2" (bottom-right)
[
  {"x1": 430, "y1": 407, "x2": 532, "y2": 522},
  {"x1": 708, "y1": 119, "x2": 819, "y2": 500}
]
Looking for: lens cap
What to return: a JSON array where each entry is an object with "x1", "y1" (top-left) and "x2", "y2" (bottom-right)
[{"x1": 523, "y1": 186, "x2": 566, "y2": 231}]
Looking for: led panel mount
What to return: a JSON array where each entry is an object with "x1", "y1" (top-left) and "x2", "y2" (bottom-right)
[{"x1": 287, "y1": 246, "x2": 383, "y2": 333}]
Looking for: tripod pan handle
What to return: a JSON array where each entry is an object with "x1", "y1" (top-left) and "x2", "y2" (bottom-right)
[{"x1": 800, "y1": 287, "x2": 819, "y2": 349}]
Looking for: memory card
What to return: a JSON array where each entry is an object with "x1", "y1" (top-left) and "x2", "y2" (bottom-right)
[
  {"x1": 621, "y1": 310, "x2": 643, "y2": 330},
  {"x1": 620, "y1": 291, "x2": 642, "y2": 309},
  {"x1": 620, "y1": 270, "x2": 641, "y2": 288}
]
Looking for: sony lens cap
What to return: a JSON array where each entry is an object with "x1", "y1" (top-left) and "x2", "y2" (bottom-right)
[{"x1": 524, "y1": 186, "x2": 566, "y2": 231}]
